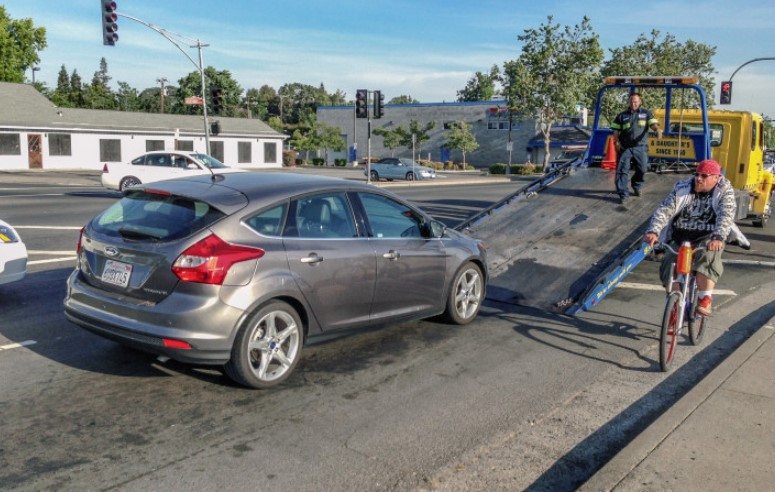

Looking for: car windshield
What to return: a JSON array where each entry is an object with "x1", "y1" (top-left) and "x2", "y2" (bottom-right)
[
  {"x1": 92, "y1": 190, "x2": 226, "y2": 241},
  {"x1": 192, "y1": 153, "x2": 228, "y2": 169}
]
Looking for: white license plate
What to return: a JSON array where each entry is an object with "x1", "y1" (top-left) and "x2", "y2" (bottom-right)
[{"x1": 101, "y1": 259, "x2": 132, "y2": 288}]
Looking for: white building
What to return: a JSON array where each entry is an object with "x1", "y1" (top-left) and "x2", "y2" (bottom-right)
[{"x1": 0, "y1": 82, "x2": 285, "y2": 171}]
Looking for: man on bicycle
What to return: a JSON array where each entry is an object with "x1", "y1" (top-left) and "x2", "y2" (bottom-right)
[{"x1": 643, "y1": 159, "x2": 749, "y2": 316}]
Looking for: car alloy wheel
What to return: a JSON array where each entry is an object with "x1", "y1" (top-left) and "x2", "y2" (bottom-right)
[
  {"x1": 225, "y1": 301, "x2": 303, "y2": 389},
  {"x1": 443, "y1": 263, "x2": 484, "y2": 325}
]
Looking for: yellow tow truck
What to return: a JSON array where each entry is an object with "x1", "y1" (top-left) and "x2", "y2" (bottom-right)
[{"x1": 652, "y1": 109, "x2": 773, "y2": 227}]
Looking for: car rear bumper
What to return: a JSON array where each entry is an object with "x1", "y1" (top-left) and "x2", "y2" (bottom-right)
[
  {"x1": 0, "y1": 254, "x2": 27, "y2": 285},
  {"x1": 64, "y1": 271, "x2": 243, "y2": 365}
]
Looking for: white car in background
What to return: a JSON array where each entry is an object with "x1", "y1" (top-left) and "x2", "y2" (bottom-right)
[
  {"x1": 101, "y1": 151, "x2": 245, "y2": 192},
  {"x1": 0, "y1": 219, "x2": 27, "y2": 286}
]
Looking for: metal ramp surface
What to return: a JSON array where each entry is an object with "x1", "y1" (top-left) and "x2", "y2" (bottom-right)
[{"x1": 468, "y1": 167, "x2": 682, "y2": 312}]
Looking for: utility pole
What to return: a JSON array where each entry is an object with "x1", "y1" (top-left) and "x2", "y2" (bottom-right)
[{"x1": 156, "y1": 77, "x2": 167, "y2": 113}]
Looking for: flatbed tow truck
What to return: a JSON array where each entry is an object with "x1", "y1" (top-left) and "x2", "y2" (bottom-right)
[{"x1": 458, "y1": 77, "x2": 716, "y2": 315}]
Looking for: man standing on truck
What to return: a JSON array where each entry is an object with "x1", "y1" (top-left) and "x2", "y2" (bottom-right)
[
  {"x1": 611, "y1": 92, "x2": 662, "y2": 203},
  {"x1": 643, "y1": 159, "x2": 749, "y2": 316}
]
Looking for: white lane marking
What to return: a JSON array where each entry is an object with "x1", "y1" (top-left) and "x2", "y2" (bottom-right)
[
  {"x1": 28, "y1": 257, "x2": 77, "y2": 265},
  {"x1": 0, "y1": 340, "x2": 37, "y2": 351},
  {"x1": 617, "y1": 282, "x2": 736, "y2": 296},
  {"x1": 13, "y1": 226, "x2": 83, "y2": 230},
  {"x1": 27, "y1": 250, "x2": 76, "y2": 255}
]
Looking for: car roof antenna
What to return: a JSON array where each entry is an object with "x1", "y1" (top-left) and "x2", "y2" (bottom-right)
[{"x1": 206, "y1": 164, "x2": 225, "y2": 183}]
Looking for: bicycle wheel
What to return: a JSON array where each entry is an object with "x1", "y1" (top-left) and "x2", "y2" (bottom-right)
[
  {"x1": 688, "y1": 291, "x2": 707, "y2": 346},
  {"x1": 660, "y1": 292, "x2": 682, "y2": 371}
]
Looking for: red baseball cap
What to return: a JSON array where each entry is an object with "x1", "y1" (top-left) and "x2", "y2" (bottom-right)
[{"x1": 696, "y1": 159, "x2": 722, "y2": 175}]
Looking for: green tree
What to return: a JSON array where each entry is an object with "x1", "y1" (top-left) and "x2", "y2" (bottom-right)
[
  {"x1": 84, "y1": 57, "x2": 116, "y2": 109},
  {"x1": 503, "y1": 15, "x2": 603, "y2": 169},
  {"x1": 457, "y1": 65, "x2": 501, "y2": 102},
  {"x1": 599, "y1": 30, "x2": 717, "y2": 124},
  {"x1": 444, "y1": 120, "x2": 479, "y2": 165},
  {"x1": 290, "y1": 128, "x2": 315, "y2": 162},
  {"x1": 389, "y1": 95, "x2": 419, "y2": 105},
  {"x1": 373, "y1": 127, "x2": 402, "y2": 156},
  {"x1": 50, "y1": 64, "x2": 72, "y2": 107},
  {"x1": 116, "y1": 81, "x2": 141, "y2": 111},
  {"x1": 312, "y1": 121, "x2": 346, "y2": 164},
  {"x1": 69, "y1": 69, "x2": 84, "y2": 107},
  {"x1": 394, "y1": 120, "x2": 436, "y2": 157},
  {"x1": 0, "y1": 7, "x2": 47, "y2": 82},
  {"x1": 176, "y1": 67, "x2": 242, "y2": 116}
]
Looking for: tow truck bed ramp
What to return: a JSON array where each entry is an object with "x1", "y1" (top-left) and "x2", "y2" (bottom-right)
[{"x1": 468, "y1": 166, "x2": 681, "y2": 313}]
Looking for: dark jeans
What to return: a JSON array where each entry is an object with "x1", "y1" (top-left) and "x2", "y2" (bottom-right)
[{"x1": 616, "y1": 145, "x2": 648, "y2": 197}]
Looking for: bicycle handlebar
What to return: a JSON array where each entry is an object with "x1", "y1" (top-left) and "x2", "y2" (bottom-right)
[{"x1": 659, "y1": 242, "x2": 707, "y2": 255}]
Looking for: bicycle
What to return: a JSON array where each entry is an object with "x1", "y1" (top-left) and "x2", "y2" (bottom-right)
[{"x1": 658, "y1": 242, "x2": 708, "y2": 371}]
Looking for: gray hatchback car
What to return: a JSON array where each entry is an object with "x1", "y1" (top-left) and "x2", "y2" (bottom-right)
[{"x1": 65, "y1": 172, "x2": 487, "y2": 388}]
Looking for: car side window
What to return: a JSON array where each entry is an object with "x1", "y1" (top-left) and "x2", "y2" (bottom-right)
[
  {"x1": 131, "y1": 155, "x2": 148, "y2": 166},
  {"x1": 244, "y1": 203, "x2": 288, "y2": 237},
  {"x1": 358, "y1": 192, "x2": 425, "y2": 239},
  {"x1": 290, "y1": 193, "x2": 357, "y2": 239}
]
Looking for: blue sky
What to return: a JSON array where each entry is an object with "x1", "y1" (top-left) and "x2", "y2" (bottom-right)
[{"x1": 6, "y1": 0, "x2": 775, "y2": 116}]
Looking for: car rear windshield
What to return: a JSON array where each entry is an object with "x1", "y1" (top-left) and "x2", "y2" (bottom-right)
[{"x1": 92, "y1": 190, "x2": 226, "y2": 242}]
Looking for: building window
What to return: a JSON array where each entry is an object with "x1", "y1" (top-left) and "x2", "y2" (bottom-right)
[
  {"x1": 210, "y1": 141, "x2": 224, "y2": 162},
  {"x1": 48, "y1": 133, "x2": 72, "y2": 156},
  {"x1": 99, "y1": 139, "x2": 121, "y2": 162},
  {"x1": 264, "y1": 142, "x2": 277, "y2": 163},
  {"x1": 0, "y1": 134, "x2": 21, "y2": 155},
  {"x1": 176, "y1": 140, "x2": 194, "y2": 151},
  {"x1": 146, "y1": 140, "x2": 164, "y2": 151},
  {"x1": 238, "y1": 141, "x2": 251, "y2": 163}
]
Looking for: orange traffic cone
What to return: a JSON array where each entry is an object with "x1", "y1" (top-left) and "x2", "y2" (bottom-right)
[{"x1": 601, "y1": 136, "x2": 617, "y2": 170}]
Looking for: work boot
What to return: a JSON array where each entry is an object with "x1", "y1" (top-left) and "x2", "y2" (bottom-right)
[{"x1": 696, "y1": 296, "x2": 712, "y2": 316}]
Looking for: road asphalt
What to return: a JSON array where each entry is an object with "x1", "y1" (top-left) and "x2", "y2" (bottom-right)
[{"x1": 3, "y1": 168, "x2": 774, "y2": 491}]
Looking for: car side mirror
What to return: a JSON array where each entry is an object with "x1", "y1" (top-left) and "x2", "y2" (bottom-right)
[{"x1": 428, "y1": 219, "x2": 446, "y2": 238}]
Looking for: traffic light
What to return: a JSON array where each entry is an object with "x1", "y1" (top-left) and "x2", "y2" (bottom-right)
[
  {"x1": 374, "y1": 90, "x2": 384, "y2": 119},
  {"x1": 355, "y1": 89, "x2": 368, "y2": 119},
  {"x1": 211, "y1": 86, "x2": 223, "y2": 114},
  {"x1": 101, "y1": 1, "x2": 119, "y2": 46},
  {"x1": 720, "y1": 81, "x2": 732, "y2": 105}
]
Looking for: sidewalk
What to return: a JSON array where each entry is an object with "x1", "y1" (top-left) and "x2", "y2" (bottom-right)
[{"x1": 581, "y1": 314, "x2": 775, "y2": 491}]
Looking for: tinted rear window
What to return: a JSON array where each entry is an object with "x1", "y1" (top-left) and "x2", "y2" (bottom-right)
[{"x1": 93, "y1": 190, "x2": 226, "y2": 241}]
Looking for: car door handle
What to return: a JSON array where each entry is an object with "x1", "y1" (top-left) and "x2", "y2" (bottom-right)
[
  {"x1": 300, "y1": 253, "x2": 323, "y2": 264},
  {"x1": 382, "y1": 250, "x2": 400, "y2": 261}
]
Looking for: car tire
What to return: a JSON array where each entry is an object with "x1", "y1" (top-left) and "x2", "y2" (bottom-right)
[
  {"x1": 405, "y1": 172, "x2": 415, "y2": 181},
  {"x1": 224, "y1": 301, "x2": 304, "y2": 389},
  {"x1": 119, "y1": 176, "x2": 141, "y2": 191},
  {"x1": 442, "y1": 262, "x2": 484, "y2": 325},
  {"x1": 370, "y1": 170, "x2": 379, "y2": 181}
]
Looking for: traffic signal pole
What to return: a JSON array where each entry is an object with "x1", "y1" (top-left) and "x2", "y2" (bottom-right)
[
  {"x1": 721, "y1": 57, "x2": 775, "y2": 105},
  {"x1": 112, "y1": 12, "x2": 212, "y2": 153}
]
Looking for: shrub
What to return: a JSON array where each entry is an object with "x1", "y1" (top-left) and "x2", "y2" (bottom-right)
[
  {"x1": 488, "y1": 163, "x2": 544, "y2": 175},
  {"x1": 334, "y1": 158, "x2": 347, "y2": 167},
  {"x1": 283, "y1": 149, "x2": 296, "y2": 167},
  {"x1": 311, "y1": 158, "x2": 325, "y2": 166}
]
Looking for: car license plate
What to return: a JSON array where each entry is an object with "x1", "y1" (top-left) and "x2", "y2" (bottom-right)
[{"x1": 101, "y1": 259, "x2": 132, "y2": 288}]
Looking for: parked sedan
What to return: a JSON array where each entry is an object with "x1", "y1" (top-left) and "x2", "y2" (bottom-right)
[
  {"x1": 101, "y1": 151, "x2": 244, "y2": 191},
  {"x1": 65, "y1": 172, "x2": 487, "y2": 389},
  {"x1": 366, "y1": 157, "x2": 437, "y2": 181},
  {"x1": 0, "y1": 219, "x2": 27, "y2": 286}
]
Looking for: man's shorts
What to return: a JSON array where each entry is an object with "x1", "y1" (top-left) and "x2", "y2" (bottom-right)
[{"x1": 659, "y1": 239, "x2": 724, "y2": 287}]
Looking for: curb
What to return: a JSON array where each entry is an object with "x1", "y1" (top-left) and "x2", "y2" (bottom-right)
[{"x1": 580, "y1": 308, "x2": 775, "y2": 491}]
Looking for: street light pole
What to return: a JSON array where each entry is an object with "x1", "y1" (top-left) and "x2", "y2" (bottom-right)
[{"x1": 31, "y1": 66, "x2": 40, "y2": 85}]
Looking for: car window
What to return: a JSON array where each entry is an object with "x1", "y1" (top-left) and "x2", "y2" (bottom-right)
[
  {"x1": 358, "y1": 192, "x2": 425, "y2": 239},
  {"x1": 289, "y1": 193, "x2": 357, "y2": 239},
  {"x1": 244, "y1": 203, "x2": 288, "y2": 237},
  {"x1": 150, "y1": 154, "x2": 171, "y2": 167},
  {"x1": 173, "y1": 155, "x2": 193, "y2": 168},
  {"x1": 131, "y1": 155, "x2": 148, "y2": 166},
  {"x1": 93, "y1": 190, "x2": 225, "y2": 241}
]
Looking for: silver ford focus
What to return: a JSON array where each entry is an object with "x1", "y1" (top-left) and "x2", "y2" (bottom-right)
[{"x1": 64, "y1": 172, "x2": 487, "y2": 389}]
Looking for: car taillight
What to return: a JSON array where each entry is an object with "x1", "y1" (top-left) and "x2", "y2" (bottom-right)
[
  {"x1": 102, "y1": 163, "x2": 109, "y2": 172},
  {"x1": 76, "y1": 226, "x2": 85, "y2": 254},
  {"x1": 172, "y1": 234, "x2": 264, "y2": 285}
]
